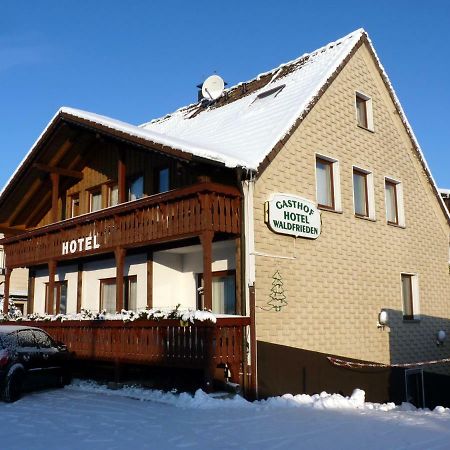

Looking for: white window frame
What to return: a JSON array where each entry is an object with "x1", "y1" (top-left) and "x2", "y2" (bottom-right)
[
  {"x1": 352, "y1": 166, "x2": 375, "y2": 220},
  {"x1": 401, "y1": 272, "x2": 420, "y2": 320},
  {"x1": 355, "y1": 91, "x2": 374, "y2": 131},
  {"x1": 315, "y1": 153, "x2": 342, "y2": 212},
  {"x1": 385, "y1": 177, "x2": 405, "y2": 227}
]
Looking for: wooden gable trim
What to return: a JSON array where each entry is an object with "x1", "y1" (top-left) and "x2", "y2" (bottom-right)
[{"x1": 59, "y1": 112, "x2": 195, "y2": 164}]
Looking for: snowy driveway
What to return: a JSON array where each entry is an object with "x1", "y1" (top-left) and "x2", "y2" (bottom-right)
[{"x1": 1, "y1": 383, "x2": 450, "y2": 450}]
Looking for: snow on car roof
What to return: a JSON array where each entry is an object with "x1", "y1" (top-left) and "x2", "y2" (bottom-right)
[{"x1": 0, "y1": 325, "x2": 42, "y2": 334}]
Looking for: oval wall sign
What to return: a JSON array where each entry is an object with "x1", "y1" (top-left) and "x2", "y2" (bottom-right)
[{"x1": 265, "y1": 193, "x2": 321, "y2": 239}]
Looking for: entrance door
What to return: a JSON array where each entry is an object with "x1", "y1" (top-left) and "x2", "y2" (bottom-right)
[
  {"x1": 405, "y1": 369, "x2": 425, "y2": 408},
  {"x1": 45, "y1": 281, "x2": 67, "y2": 315}
]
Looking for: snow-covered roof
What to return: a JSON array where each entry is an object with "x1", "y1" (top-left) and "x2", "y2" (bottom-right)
[
  {"x1": 141, "y1": 29, "x2": 365, "y2": 170},
  {"x1": 439, "y1": 188, "x2": 450, "y2": 197}
]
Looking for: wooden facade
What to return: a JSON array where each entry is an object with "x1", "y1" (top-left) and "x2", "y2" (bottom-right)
[{"x1": 0, "y1": 116, "x2": 250, "y2": 392}]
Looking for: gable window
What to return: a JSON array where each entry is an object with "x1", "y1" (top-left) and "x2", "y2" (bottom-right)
[
  {"x1": 385, "y1": 178, "x2": 405, "y2": 226},
  {"x1": 197, "y1": 270, "x2": 236, "y2": 315},
  {"x1": 315, "y1": 155, "x2": 341, "y2": 211},
  {"x1": 89, "y1": 189, "x2": 102, "y2": 212},
  {"x1": 108, "y1": 183, "x2": 119, "y2": 207},
  {"x1": 353, "y1": 167, "x2": 375, "y2": 219},
  {"x1": 355, "y1": 92, "x2": 373, "y2": 130},
  {"x1": 128, "y1": 175, "x2": 144, "y2": 201},
  {"x1": 70, "y1": 194, "x2": 80, "y2": 218},
  {"x1": 401, "y1": 273, "x2": 419, "y2": 321},
  {"x1": 100, "y1": 276, "x2": 137, "y2": 314}
]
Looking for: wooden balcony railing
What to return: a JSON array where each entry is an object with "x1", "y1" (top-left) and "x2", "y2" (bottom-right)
[
  {"x1": 2, "y1": 183, "x2": 241, "y2": 268},
  {"x1": 18, "y1": 316, "x2": 250, "y2": 385}
]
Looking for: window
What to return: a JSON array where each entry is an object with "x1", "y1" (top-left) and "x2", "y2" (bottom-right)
[
  {"x1": 197, "y1": 271, "x2": 236, "y2": 315},
  {"x1": 355, "y1": 92, "x2": 373, "y2": 130},
  {"x1": 100, "y1": 276, "x2": 137, "y2": 313},
  {"x1": 45, "y1": 281, "x2": 68, "y2": 315},
  {"x1": 401, "y1": 273, "x2": 419, "y2": 320},
  {"x1": 315, "y1": 155, "x2": 341, "y2": 211},
  {"x1": 385, "y1": 178, "x2": 405, "y2": 226},
  {"x1": 353, "y1": 167, "x2": 375, "y2": 219},
  {"x1": 353, "y1": 169, "x2": 368, "y2": 217},
  {"x1": 108, "y1": 183, "x2": 119, "y2": 207},
  {"x1": 128, "y1": 175, "x2": 144, "y2": 201},
  {"x1": 89, "y1": 189, "x2": 102, "y2": 212},
  {"x1": 155, "y1": 168, "x2": 170, "y2": 193},
  {"x1": 70, "y1": 194, "x2": 80, "y2": 218}
]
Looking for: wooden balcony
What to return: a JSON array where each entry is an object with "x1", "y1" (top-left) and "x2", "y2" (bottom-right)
[
  {"x1": 1, "y1": 182, "x2": 241, "y2": 268},
  {"x1": 18, "y1": 316, "x2": 250, "y2": 387}
]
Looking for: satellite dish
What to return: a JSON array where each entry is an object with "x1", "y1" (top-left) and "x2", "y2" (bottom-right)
[{"x1": 201, "y1": 75, "x2": 225, "y2": 100}]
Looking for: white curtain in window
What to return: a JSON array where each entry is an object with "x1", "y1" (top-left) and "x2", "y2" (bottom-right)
[
  {"x1": 353, "y1": 172, "x2": 367, "y2": 216},
  {"x1": 385, "y1": 183, "x2": 397, "y2": 223},
  {"x1": 212, "y1": 275, "x2": 235, "y2": 315},
  {"x1": 316, "y1": 161, "x2": 332, "y2": 207},
  {"x1": 109, "y1": 185, "x2": 119, "y2": 206},
  {"x1": 91, "y1": 192, "x2": 102, "y2": 212},
  {"x1": 127, "y1": 278, "x2": 137, "y2": 311},
  {"x1": 101, "y1": 282, "x2": 116, "y2": 313}
]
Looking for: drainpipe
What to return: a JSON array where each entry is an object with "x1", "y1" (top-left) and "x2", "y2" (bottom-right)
[{"x1": 242, "y1": 171, "x2": 257, "y2": 399}]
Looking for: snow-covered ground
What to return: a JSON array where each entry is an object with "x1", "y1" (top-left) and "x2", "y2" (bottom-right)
[{"x1": 2, "y1": 382, "x2": 450, "y2": 449}]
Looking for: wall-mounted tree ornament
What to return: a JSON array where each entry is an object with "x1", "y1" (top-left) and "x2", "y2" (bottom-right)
[{"x1": 267, "y1": 270, "x2": 287, "y2": 312}]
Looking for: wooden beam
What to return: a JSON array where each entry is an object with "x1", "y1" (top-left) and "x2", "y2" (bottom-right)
[
  {"x1": 200, "y1": 231, "x2": 214, "y2": 311},
  {"x1": 118, "y1": 149, "x2": 127, "y2": 204},
  {"x1": 47, "y1": 260, "x2": 56, "y2": 315},
  {"x1": 76, "y1": 263, "x2": 83, "y2": 313},
  {"x1": 0, "y1": 225, "x2": 26, "y2": 237},
  {"x1": 147, "y1": 251, "x2": 153, "y2": 309},
  {"x1": 33, "y1": 163, "x2": 83, "y2": 179},
  {"x1": 2, "y1": 267, "x2": 11, "y2": 314},
  {"x1": 115, "y1": 247, "x2": 126, "y2": 312},
  {"x1": 27, "y1": 270, "x2": 35, "y2": 315},
  {"x1": 7, "y1": 139, "x2": 74, "y2": 226},
  {"x1": 51, "y1": 172, "x2": 60, "y2": 223}
]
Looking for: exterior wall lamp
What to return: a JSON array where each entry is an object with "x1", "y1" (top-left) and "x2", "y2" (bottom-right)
[
  {"x1": 436, "y1": 330, "x2": 446, "y2": 346},
  {"x1": 377, "y1": 309, "x2": 389, "y2": 329}
]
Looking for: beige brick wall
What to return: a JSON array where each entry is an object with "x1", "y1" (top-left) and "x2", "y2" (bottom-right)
[{"x1": 253, "y1": 42, "x2": 450, "y2": 368}]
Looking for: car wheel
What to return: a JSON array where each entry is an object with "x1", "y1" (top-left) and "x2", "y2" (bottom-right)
[{"x1": 2, "y1": 366, "x2": 25, "y2": 403}]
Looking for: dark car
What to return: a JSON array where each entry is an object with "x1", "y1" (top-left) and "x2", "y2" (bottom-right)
[{"x1": 0, "y1": 325, "x2": 72, "y2": 402}]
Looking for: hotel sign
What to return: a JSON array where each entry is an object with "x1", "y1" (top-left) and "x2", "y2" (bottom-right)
[
  {"x1": 62, "y1": 235, "x2": 100, "y2": 255},
  {"x1": 265, "y1": 194, "x2": 321, "y2": 239}
]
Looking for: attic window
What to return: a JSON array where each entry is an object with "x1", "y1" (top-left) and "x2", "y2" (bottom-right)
[
  {"x1": 256, "y1": 84, "x2": 285, "y2": 100},
  {"x1": 250, "y1": 85, "x2": 286, "y2": 108}
]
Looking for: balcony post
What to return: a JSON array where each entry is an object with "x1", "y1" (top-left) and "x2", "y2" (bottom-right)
[
  {"x1": 76, "y1": 263, "x2": 83, "y2": 313},
  {"x1": 50, "y1": 172, "x2": 60, "y2": 223},
  {"x1": 27, "y1": 269, "x2": 36, "y2": 315},
  {"x1": 47, "y1": 260, "x2": 56, "y2": 314},
  {"x1": 200, "y1": 231, "x2": 214, "y2": 310},
  {"x1": 2, "y1": 267, "x2": 12, "y2": 315},
  {"x1": 115, "y1": 247, "x2": 126, "y2": 312},
  {"x1": 147, "y1": 251, "x2": 153, "y2": 309}
]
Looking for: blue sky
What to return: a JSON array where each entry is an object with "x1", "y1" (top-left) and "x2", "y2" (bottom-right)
[{"x1": 1, "y1": 1, "x2": 449, "y2": 188}]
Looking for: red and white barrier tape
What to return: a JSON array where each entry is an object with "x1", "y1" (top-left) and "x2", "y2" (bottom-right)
[{"x1": 327, "y1": 356, "x2": 450, "y2": 369}]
